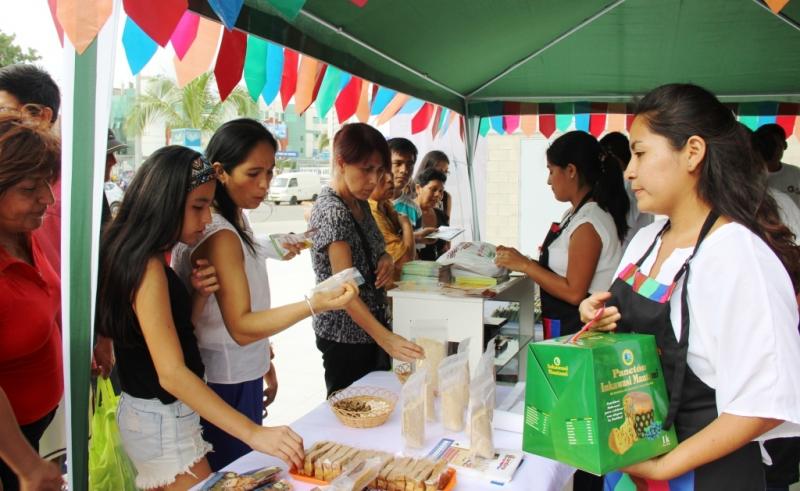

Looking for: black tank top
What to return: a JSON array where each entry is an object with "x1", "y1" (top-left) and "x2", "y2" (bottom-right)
[{"x1": 116, "y1": 265, "x2": 205, "y2": 404}]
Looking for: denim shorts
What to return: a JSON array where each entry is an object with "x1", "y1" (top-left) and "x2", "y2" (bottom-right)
[{"x1": 117, "y1": 393, "x2": 212, "y2": 489}]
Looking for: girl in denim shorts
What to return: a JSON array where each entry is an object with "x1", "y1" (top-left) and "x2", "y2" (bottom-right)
[{"x1": 96, "y1": 147, "x2": 314, "y2": 490}]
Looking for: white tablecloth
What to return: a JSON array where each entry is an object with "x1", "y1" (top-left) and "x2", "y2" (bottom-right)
[{"x1": 192, "y1": 371, "x2": 574, "y2": 490}]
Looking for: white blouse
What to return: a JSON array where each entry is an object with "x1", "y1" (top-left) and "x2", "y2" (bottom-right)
[
  {"x1": 172, "y1": 213, "x2": 272, "y2": 385},
  {"x1": 547, "y1": 202, "x2": 623, "y2": 293},
  {"x1": 618, "y1": 219, "x2": 800, "y2": 440}
]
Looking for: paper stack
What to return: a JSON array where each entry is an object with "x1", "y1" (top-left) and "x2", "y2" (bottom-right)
[{"x1": 401, "y1": 261, "x2": 452, "y2": 287}]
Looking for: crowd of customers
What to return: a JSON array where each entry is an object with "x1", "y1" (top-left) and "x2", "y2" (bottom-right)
[{"x1": 0, "y1": 61, "x2": 800, "y2": 491}]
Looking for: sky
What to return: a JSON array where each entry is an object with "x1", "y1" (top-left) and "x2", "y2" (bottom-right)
[{"x1": 0, "y1": 1, "x2": 175, "y2": 88}]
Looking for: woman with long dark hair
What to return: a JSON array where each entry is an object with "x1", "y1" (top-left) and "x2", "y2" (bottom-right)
[
  {"x1": 496, "y1": 130, "x2": 630, "y2": 337},
  {"x1": 580, "y1": 84, "x2": 800, "y2": 489},
  {"x1": 171, "y1": 118, "x2": 357, "y2": 470},
  {"x1": 98, "y1": 146, "x2": 329, "y2": 489}
]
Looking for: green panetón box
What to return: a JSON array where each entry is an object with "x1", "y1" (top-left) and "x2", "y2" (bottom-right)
[{"x1": 522, "y1": 332, "x2": 677, "y2": 475}]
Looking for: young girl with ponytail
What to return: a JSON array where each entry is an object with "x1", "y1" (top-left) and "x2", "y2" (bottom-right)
[{"x1": 580, "y1": 84, "x2": 800, "y2": 490}]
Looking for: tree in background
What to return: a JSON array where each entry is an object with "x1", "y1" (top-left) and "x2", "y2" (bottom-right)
[
  {"x1": 0, "y1": 31, "x2": 40, "y2": 67},
  {"x1": 125, "y1": 72, "x2": 260, "y2": 141}
]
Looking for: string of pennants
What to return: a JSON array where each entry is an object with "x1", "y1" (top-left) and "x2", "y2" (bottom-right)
[{"x1": 49, "y1": 0, "x2": 800, "y2": 140}]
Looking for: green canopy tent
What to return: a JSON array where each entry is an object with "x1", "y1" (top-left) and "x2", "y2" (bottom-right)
[
  {"x1": 58, "y1": 1, "x2": 799, "y2": 489},
  {"x1": 187, "y1": 0, "x2": 800, "y2": 238}
]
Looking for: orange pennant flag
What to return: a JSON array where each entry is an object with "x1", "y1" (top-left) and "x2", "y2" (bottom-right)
[
  {"x1": 375, "y1": 94, "x2": 410, "y2": 125},
  {"x1": 295, "y1": 56, "x2": 321, "y2": 115},
  {"x1": 57, "y1": 0, "x2": 113, "y2": 54},
  {"x1": 173, "y1": 18, "x2": 222, "y2": 88},
  {"x1": 606, "y1": 103, "x2": 627, "y2": 133},
  {"x1": 795, "y1": 115, "x2": 800, "y2": 142},
  {"x1": 765, "y1": 0, "x2": 790, "y2": 13},
  {"x1": 356, "y1": 81, "x2": 370, "y2": 122},
  {"x1": 520, "y1": 103, "x2": 538, "y2": 136}
]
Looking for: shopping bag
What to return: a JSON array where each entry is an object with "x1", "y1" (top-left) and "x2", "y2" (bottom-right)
[{"x1": 89, "y1": 377, "x2": 137, "y2": 490}]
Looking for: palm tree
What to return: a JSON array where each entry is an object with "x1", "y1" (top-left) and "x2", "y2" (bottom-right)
[{"x1": 125, "y1": 72, "x2": 261, "y2": 141}]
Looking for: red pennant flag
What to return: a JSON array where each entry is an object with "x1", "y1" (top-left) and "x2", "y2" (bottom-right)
[
  {"x1": 431, "y1": 105, "x2": 443, "y2": 138},
  {"x1": 214, "y1": 28, "x2": 247, "y2": 101},
  {"x1": 589, "y1": 103, "x2": 608, "y2": 137},
  {"x1": 351, "y1": 0, "x2": 368, "y2": 6},
  {"x1": 280, "y1": 49, "x2": 299, "y2": 110},
  {"x1": 47, "y1": 0, "x2": 64, "y2": 45},
  {"x1": 626, "y1": 113, "x2": 635, "y2": 131},
  {"x1": 776, "y1": 103, "x2": 798, "y2": 139},
  {"x1": 411, "y1": 103, "x2": 435, "y2": 134},
  {"x1": 539, "y1": 114, "x2": 556, "y2": 138},
  {"x1": 123, "y1": 0, "x2": 187, "y2": 47},
  {"x1": 335, "y1": 77, "x2": 362, "y2": 124}
]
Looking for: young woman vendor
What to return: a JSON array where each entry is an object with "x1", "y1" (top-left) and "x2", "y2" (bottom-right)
[{"x1": 580, "y1": 83, "x2": 800, "y2": 490}]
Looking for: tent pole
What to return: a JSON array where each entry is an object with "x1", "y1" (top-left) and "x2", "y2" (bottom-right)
[
  {"x1": 64, "y1": 42, "x2": 97, "y2": 491},
  {"x1": 464, "y1": 104, "x2": 482, "y2": 241}
]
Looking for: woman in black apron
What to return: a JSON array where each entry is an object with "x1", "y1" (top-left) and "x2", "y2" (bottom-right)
[
  {"x1": 496, "y1": 131, "x2": 630, "y2": 338},
  {"x1": 579, "y1": 84, "x2": 800, "y2": 490}
]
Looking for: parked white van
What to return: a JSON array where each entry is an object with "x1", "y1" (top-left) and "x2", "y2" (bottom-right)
[{"x1": 268, "y1": 172, "x2": 323, "y2": 205}]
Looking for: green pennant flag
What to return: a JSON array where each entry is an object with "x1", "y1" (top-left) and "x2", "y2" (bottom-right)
[
  {"x1": 555, "y1": 103, "x2": 574, "y2": 132},
  {"x1": 479, "y1": 117, "x2": 491, "y2": 137},
  {"x1": 268, "y1": 0, "x2": 307, "y2": 20},
  {"x1": 244, "y1": 35, "x2": 268, "y2": 102},
  {"x1": 316, "y1": 65, "x2": 343, "y2": 119}
]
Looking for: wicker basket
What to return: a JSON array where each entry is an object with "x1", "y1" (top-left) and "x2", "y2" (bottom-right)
[{"x1": 328, "y1": 386, "x2": 398, "y2": 428}]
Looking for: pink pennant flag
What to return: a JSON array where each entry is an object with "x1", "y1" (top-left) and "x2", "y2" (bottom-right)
[
  {"x1": 765, "y1": 0, "x2": 790, "y2": 13},
  {"x1": 356, "y1": 81, "x2": 370, "y2": 122},
  {"x1": 124, "y1": 0, "x2": 187, "y2": 47},
  {"x1": 295, "y1": 56, "x2": 320, "y2": 114},
  {"x1": 57, "y1": 0, "x2": 113, "y2": 54},
  {"x1": 606, "y1": 104, "x2": 627, "y2": 132},
  {"x1": 351, "y1": 0, "x2": 368, "y2": 6},
  {"x1": 375, "y1": 93, "x2": 410, "y2": 125},
  {"x1": 171, "y1": 10, "x2": 200, "y2": 60},
  {"x1": 173, "y1": 17, "x2": 221, "y2": 88},
  {"x1": 503, "y1": 102, "x2": 520, "y2": 134},
  {"x1": 520, "y1": 103, "x2": 538, "y2": 136},
  {"x1": 47, "y1": 0, "x2": 64, "y2": 46}
]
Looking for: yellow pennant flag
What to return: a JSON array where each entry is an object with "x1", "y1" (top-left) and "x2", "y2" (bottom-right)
[
  {"x1": 356, "y1": 82, "x2": 371, "y2": 122},
  {"x1": 173, "y1": 18, "x2": 222, "y2": 88},
  {"x1": 375, "y1": 94, "x2": 410, "y2": 125},
  {"x1": 295, "y1": 56, "x2": 321, "y2": 114}
]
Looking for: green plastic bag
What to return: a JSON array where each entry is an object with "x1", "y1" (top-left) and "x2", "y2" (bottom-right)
[{"x1": 89, "y1": 378, "x2": 137, "y2": 490}]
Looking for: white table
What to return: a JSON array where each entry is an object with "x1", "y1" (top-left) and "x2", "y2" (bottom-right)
[
  {"x1": 192, "y1": 371, "x2": 573, "y2": 491},
  {"x1": 388, "y1": 276, "x2": 537, "y2": 381}
]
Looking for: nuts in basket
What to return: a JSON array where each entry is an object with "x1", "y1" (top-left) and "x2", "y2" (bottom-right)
[{"x1": 328, "y1": 386, "x2": 398, "y2": 428}]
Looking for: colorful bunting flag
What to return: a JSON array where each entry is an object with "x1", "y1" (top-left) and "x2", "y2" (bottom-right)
[
  {"x1": 335, "y1": 77, "x2": 362, "y2": 124},
  {"x1": 776, "y1": 104, "x2": 798, "y2": 139},
  {"x1": 316, "y1": 65, "x2": 343, "y2": 119},
  {"x1": 478, "y1": 117, "x2": 491, "y2": 137},
  {"x1": 431, "y1": 105, "x2": 443, "y2": 138},
  {"x1": 606, "y1": 104, "x2": 627, "y2": 132},
  {"x1": 503, "y1": 102, "x2": 521, "y2": 134},
  {"x1": 539, "y1": 104, "x2": 556, "y2": 138},
  {"x1": 171, "y1": 11, "x2": 200, "y2": 60},
  {"x1": 244, "y1": 35, "x2": 269, "y2": 101},
  {"x1": 520, "y1": 103, "x2": 538, "y2": 136},
  {"x1": 174, "y1": 17, "x2": 221, "y2": 88},
  {"x1": 57, "y1": 0, "x2": 113, "y2": 54},
  {"x1": 399, "y1": 98, "x2": 425, "y2": 115},
  {"x1": 351, "y1": 0, "x2": 369, "y2": 6},
  {"x1": 589, "y1": 103, "x2": 607, "y2": 137},
  {"x1": 765, "y1": 0, "x2": 790, "y2": 13},
  {"x1": 376, "y1": 93, "x2": 410, "y2": 125},
  {"x1": 262, "y1": 43, "x2": 284, "y2": 105},
  {"x1": 214, "y1": 29, "x2": 247, "y2": 101},
  {"x1": 625, "y1": 113, "x2": 635, "y2": 131},
  {"x1": 555, "y1": 103, "x2": 573, "y2": 132},
  {"x1": 122, "y1": 17, "x2": 158, "y2": 76},
  {"x1": 738, "y1": 103, "x2": 759, "y2": 130},
  {"x1": 411, "y1": 103, "x2": 435, "y2": 134},
  {"x1": 795, "y1": 116, "x2": 800, "y2": 142},
  {"x1": 47, "y1": 0, "x2": 64, "y2": 45},
  {"x1": 756, "y1": 102, "x2": 779, "y2": 127},
  {"x1": 123, "y1": 0, "x2": 186, "y2": 47},
  {"x1": 280, "y1": 49, "x2": 299, "y2": 110},
  {"x1": 295, "y1": 56, "x2": 321, "y2": 114},
  {"x1": 268, "y1": 0, "x2": 308, "y2": 20},
  {"x1": 356, "y1": 81, "x2": 370, "y2": 122},
  {"x1": 441, "y1": 110, "x2": 456, "y2": 136},
  {"x1": 309, "y1": 64, "x2": 328, "y2": 113},
  {"x1": 574, "y1": 102, "x2": 591, "y2": 132},
  {"x1": 208, "y1": 0, "x2": 244, "y2": 30},
  {"x1": 371, "y1": 87, "x2": 396, "y2": 115}
]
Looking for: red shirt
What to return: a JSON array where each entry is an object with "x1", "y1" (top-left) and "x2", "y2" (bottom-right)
[{"x1": 0, "y1": 235, "x2": 62, "y2": 425}]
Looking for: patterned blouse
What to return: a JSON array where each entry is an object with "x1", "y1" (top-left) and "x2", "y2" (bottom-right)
[{"x1": 310, "y1": 186, "x2": 388, "y2": 344}]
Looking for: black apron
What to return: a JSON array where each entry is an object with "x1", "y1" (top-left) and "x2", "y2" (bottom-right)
[
  {"x1": 540, "y1": 194, "x2": 592, "y2": 338},
  {"x1": 604, "y1": 212, "x2": 765, "y2": 490}
]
